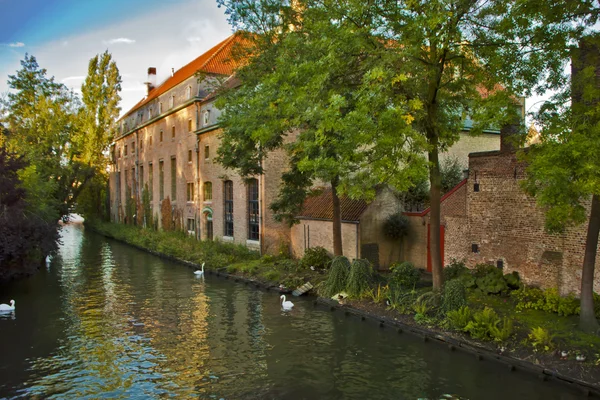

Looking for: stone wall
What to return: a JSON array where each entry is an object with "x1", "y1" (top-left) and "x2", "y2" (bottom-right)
[
  {"x1": 450, "y1": 150, "x2": 600, "y2": 295},
  {"x1": 290, "y1": 220, "x2": 359, "y2": 260}
]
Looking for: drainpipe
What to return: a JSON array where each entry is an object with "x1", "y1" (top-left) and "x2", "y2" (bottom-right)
[{"x1": 259, "y1": 158, "x2": 264, "y2": 256}]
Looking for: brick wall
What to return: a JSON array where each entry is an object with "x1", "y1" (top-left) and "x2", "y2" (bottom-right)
[{"x1": 447, "y1": 150, "x2": 600, "y2": 295}]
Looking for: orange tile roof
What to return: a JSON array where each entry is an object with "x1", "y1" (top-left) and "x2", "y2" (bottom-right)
[
  {"x1": 298, "y1": 188, "x2": 369, "y2": 222},
  {"x1": 121, "y1": 33, "x2": 246, "y2": 120}
]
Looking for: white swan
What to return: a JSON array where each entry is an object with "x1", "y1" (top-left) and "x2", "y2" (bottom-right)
[
  {"x1": 0, "y1": 300, "x2": 15, "y2": 313},
  {"x1": 280, "y1": 295, "x2": 294, "y2": 310},
  {"x1": 194, "y1": 262, "x2": 205, "y2": 276}
]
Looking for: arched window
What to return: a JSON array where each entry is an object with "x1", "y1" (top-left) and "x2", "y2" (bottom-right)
[
  {"x1": 223, "y1": 180, "x2": 233, "y2": 237},
  {"x1": 247, "y1": 179, "x2": 259, "y2": 240}
]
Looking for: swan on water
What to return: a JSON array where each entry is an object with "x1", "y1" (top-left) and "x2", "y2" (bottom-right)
[
  {"x1": 0, "y1": 300, "x2": 15, "y2": 313},
  {"x1": 280, "y1": 295, "x2": 294, "y2": 310},
  {"x1": 194, "y1": 262, "x2": 205, "y2": 276}
]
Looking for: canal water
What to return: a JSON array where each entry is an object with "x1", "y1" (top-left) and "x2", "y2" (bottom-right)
[{"x1": 0, "y1": 224, "x2": 585, "y2": 399}]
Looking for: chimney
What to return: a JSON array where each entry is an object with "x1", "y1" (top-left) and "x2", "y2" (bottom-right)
[
  {"x1": 171, "y1": 67, "x2": 175, "y2": 77},
  {"x1": 144, "y1": 67, "x2": 156, "y2": 95}
]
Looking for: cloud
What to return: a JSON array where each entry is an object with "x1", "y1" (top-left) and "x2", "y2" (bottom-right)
[
  {"x1": 104, "y1": 38, "x2": 135, "y2": 45},
  {"x1": 8, "y1": 42, "x2": 25, "y2": 47}
]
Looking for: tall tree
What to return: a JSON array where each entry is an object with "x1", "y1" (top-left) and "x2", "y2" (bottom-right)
[
  {"x1": 216, "y1": 1, "x2": 424, "y2": 256},
  {"x1": 77, "y1": 51, "x2": 122, "y2": 220}
]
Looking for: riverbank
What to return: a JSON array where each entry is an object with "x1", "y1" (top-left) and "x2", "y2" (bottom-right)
[{"x1": 87, "y1": 221, "x2": 600, "y2": 396}]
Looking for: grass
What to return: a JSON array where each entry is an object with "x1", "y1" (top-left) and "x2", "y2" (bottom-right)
[{"x1": 88, "y1": 220, "x2": 327, "y2": 290}]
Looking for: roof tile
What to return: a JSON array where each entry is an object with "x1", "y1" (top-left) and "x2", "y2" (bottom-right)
[{"x1": 298, "y1": 188, "x2": 368, "y2": 222}]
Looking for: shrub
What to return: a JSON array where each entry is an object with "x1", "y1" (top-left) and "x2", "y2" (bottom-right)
[
  {"x1": 263, "y1": 269, "x2": 281, "y2": 282},
  {"x1": 300, "y1": 246, "x2": 332, "y2": 271},
  {"x1": 464, "y1": 307, "x2": 501, "y2": 341},
  {"x1": 504, "y1": 271, "x2": 521, "y2": 289},
  {"x1": 529, "y1": 327, "x2": 554, "y2": 352},
  {"x1": 383, "y1": 213, "x2": 409, "y2": 240},
  {"x1": 366, "y1": 284, "x2": 389, "y2": 304},
  {"x1": 346, "y1": 259, "x2": 373, "y2": 298},
  {"x1": 386, "y1": 286, "x2": 418, "y2": 314},
  {"x1": 441, "y1": 279, "x2": 467, "y2": 314},
  {"x1": 474, "y1": 264, "x2": 508, "y2": 294},
  {"x1": 322, "y1": 256, "x2": 351, "y2": 297},
  {"x1": 277, "y1": 258, "x2": 299, "y2": 272},
  {"x1": 446, "y1": 306, "x2": 473, "y2": 331},
  {"x1": 389, "y1": 261, "x2": 420, "y2": 289},
  {"x1": 281, "y1": 276, "x2": 304, "y2": 289},
  {"x1": 443, "y1": 259, "x2": 469, "y2": 281},
  {"x1": 513, "y1": 287, "x2": 581, "y2": 316}
]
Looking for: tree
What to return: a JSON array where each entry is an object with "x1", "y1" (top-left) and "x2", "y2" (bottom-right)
[
  {"x1": 216, "y1": 1, "x2": 424, "y2": 256},
  {"x1": 77, "y1": 51, "x2": 122, "y2": 220},
  {"x1": 522, "y1": 35, "x2": 600, "y2": 332}
]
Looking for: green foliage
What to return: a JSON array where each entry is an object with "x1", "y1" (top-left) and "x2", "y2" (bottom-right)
[
  {"x1": 528, "y1": 327, "x2": 554, "y2": 352},
  {"x1": 446, "y1": 306, "x2": 473, "y2": 331},
  {"x1": 386, "y1": 286, "x2": 419, "y2": 314},
  {"x1": 322, "y1": 256, "x2": 351, "y2": 297},
  {"x1": 513, "y1": 287, "x2": 581, "y2": 316},
  {"x1": 504, "y1": 271, "x2": 522, "y2": 290},
  {"x1": 263, "y1": 269, "x2": 281, "y2": 282},
  {"x1": 389, "y1": 261, "x2": 421, "y2": 290},
  {"x1": 365, "y1": 284, "x2": 389, "y2": 304},
  {"x1": 443, "y1": 260, "x2": 469, "y2": 280},
  {"x1": 346, "y1": 259, "x2": 373, "y2": 298},
  {"x1": 474, "y1": 264, "x2": 508, "y2": 295},
  {"x1": 441, "y1": 279, "x2": 467, "y2": 314},
  {"x1": 489, "y1": 317, "x2": 514, "y2": 343},
  {"x1": 464, "y1": 307, "x2": 502, "y2": 341},
  {"x1": 440, "y1": 157, "x2": 464, "y2": 194},
  {"x1": 300, "y1": 246, "x2": 332, "y2": 271},
  {"x1": 142, "y1": 184, "x2": 152, "y2": 228},
  {"x1": 125, "y1": 188, "x2": 136, "y2": 225},
  {"x1": 281, "y1": 276, "x2": 305, "y2": 290},
  {"x1": 383, "y1": 213, "x2": 409, "y2": 240}
]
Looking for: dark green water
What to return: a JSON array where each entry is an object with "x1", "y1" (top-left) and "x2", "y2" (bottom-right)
[{"x1": 0, "y1": 224, "x2": 585, "y2": 399}]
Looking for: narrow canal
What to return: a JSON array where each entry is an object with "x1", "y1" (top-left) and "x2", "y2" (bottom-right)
[{"x1": 0, "y1": 224, "x2": 585, "y2": 399}]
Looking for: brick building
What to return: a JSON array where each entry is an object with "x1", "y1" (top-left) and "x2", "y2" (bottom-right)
[
  {"x1": 404, "y1": 142, "x2": 600, "y2": 295},
  {"x1": 109, "y1": 33, "x2": 290, "y2": 254}
]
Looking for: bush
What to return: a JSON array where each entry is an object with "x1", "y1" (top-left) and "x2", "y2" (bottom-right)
[
  {"x1": 322, "y1": 256, "x2": 351, "y2": 297},
  {"x1": 447, "y1": 306, "x2": 473, "y2": 330},
  {"x1": 504, "y1": 271, "x2": 521, "y2": 289},
  {"x1": 513, "y1": 287, "x2": 581, "y2": 316},
  {"x1": 365, "y1": 284, "x2": 389, "y2": 304},
  {"x1": 386, "y1": 286, "x2": 418, "y2": 314},
  {"x1": 300, "y1": 246, "x2": 332, "y2": 271},
  {"x1": 529, "y1": 327, "x2": 554, "y2": 352},
  {"x1": 474, "y1": 264, "x2": 508, "y2": 294},
  {"x1": 383, "y1": 213, "x2": 409, "y2": 240},
  {"x1": 346, "y1": 259, "x2": 373, "y2": 298},
  {"x1": 441, "y1": 279, "x2": 467, "y2": 314},
  {"x1": 443, "y1": 259, "x2": 469, "y2": 281},
  {"x1": 389, "y1": 261, "x2": 420, "y2": 289},
  {"x1": 464, "y1": 307, "x2": 501, "y2": 341}
]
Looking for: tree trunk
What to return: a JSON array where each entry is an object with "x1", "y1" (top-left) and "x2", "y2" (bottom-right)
[
  {"x1": 331, "y1": 177, "x2": 343, "y2": 256},
  {"x1": 428, "y1": 144, "x2": 444, "y2": 291},
  {"x1": 580, "y1": 194, "x2": 600, "y2": 333}
]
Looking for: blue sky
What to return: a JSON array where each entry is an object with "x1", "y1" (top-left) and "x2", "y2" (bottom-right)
[{"x1": 0, "y1": 0, "x2": 232, "y2": 114}]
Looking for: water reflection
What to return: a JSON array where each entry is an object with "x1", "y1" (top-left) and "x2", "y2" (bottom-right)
[{"x1": 0, "y1": 224, "x2": 586, "y2": 399}]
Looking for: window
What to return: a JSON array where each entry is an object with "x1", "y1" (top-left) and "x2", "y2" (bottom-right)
[
  {"x1": 149, "y1": 163, "x2": 153, "y2": 201},
  {"x1": 131, "y1": 168, "x2": 136, "y2": 196},
  {"x1": 132, "y1": 141, "x2": 135, "y2": 154},
  {"x1": 187, "y1": 86, "x2": 192, "y2": 99},
  {"x1": 171, "y1": 157, "x2": 177, "y2": 201},
  {"x1": 124, "y1": 145, "x2": 128, "y2": 156},
  {"x1": 170, "y1": 95, "x2": 174, "y2": 109},
  {"x1": 247, "y1": 179, "x2": 259, "y2": 240},
  {"x1": 159, "y1": 160, "x2": 164, "y2": 200},
  {"x1": 203, "y1": 182, "x2": 212, "y2": 201},
  {"x1": 140, "y1": 138, "x2": 143, "y2": 152},
  {"x1": 188, "y1": 150, "x2": 193, "y2": 163},
  {"x1": 187, "y1": 218, "x2": 196, "y2": 235},
  {"x1": 149, "y1": 134, "x2": 153, "y2": 146},
  {"x1": 139, "y1": 165, "x2": 144, "y2": 192},
  {"x1": 148, "y1": 108, "x2": 152, "y2": 120},
  {"x1": 205, "y1": 213, "x2": 213, "y2": 240},
  {"x1": 118, "y1": 148, "x2": 122, "y2": 158},
  {"x1": 205, "y1": 145, "x2": 210, "y2": 160},
  {"x1": 188, "y1": 119, "x2": 193, "y2": 132},
  {"x1": 224, "y1": 180, "x2": 234, "y2": 237},
  {"x1": 158, "y1": 102, "x2": 162, "y2": 114},
  {"x1": 160, "y1": 130, "x2": 163, "y2": 142},
  {"x1": 203, "y1": 110, "x2": 210, "y2": 126},
  {"x1": 187, "y1": 182, "x2": 194, "y2": 202},
  {"x1": 171, "y1": 126, "x2": 176, "y2": 139}
]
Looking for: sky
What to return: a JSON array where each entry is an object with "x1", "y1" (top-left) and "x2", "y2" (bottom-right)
[{"x1": 0, "y1": 0, "x2": 233, "y2": 116}]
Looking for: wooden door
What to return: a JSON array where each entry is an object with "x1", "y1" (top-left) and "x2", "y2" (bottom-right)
[{"x1": 427, "y1": 224, "x2": 445, "y2": 272}]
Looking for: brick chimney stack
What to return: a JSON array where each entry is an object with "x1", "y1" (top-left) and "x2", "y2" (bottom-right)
[{"x1": 145, "y1": 67, "x2": 157, "y2": 95}]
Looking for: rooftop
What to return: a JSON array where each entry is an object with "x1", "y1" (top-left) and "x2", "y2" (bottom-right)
[{"x1": 298, "y1": 188, "x2": 369, "y2": 222}]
